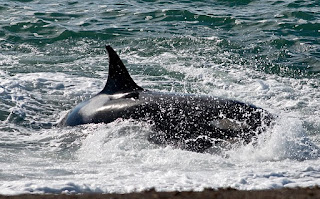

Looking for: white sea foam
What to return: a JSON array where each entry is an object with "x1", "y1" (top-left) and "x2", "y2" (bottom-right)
[
  {"x1": 1, "y1": 110, "x2": 320, "y2": 195},
  {"x1": 0, "y1": 41, "x2": 320, "y2": 195}
]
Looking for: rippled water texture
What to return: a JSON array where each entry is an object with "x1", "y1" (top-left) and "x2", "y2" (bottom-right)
[{"x1": 0, "y1": 0, "x2": 320, "y2": 195}]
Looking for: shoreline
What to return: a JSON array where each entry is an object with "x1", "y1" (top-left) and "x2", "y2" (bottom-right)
[{"x1": 1, "y1": 187, "x2": 320, "y2": 199}]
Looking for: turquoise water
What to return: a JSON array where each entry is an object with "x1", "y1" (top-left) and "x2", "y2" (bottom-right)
[{"x1": 0, "y1": 0, "x2": 320, "y2": 194}]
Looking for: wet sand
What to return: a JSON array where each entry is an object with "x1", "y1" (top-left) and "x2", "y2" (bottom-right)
[{"x1": 1, "y1": 187, "x2": 320, "y2": 199}]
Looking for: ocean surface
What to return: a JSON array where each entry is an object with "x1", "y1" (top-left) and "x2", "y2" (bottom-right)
[{"x1": 0, "y1": 0, "x2": 319, "y2": 195}]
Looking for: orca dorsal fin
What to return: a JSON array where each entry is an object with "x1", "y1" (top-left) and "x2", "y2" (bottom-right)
[{"x1": 101, "y1": 45, "x2": 143, "y2": 94}]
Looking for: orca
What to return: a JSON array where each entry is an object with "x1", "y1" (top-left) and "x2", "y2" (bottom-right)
[{"x1": 60, "y1": 45, "x2": 274, "y2": 152}]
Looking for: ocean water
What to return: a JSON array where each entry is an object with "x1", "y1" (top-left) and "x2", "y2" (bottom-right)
[{"x1": 0, "y1": 0, "x2": 320, "y2": 195}]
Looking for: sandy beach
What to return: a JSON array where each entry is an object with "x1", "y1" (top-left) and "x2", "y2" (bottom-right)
[{"x1": 1, "y1": 187, "x2": 320, "y2": 199}]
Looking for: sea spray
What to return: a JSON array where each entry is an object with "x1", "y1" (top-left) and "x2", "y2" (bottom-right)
[{"x1": 227, "y1": 113, "x2": 320, "y2": 162}]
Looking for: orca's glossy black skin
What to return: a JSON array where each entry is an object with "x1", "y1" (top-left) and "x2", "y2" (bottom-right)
[{"x1": 60, "y1": 45, "x2": 274, "y2": 152}]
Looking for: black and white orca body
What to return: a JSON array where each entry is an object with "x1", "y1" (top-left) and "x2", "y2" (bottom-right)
[{"x1": 60, "y1": 46, "x2": 274, "y2": 152}]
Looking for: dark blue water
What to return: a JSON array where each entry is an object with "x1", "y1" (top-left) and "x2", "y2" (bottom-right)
[{"x1": 0, "y1": 0, "x2": 320, "y2": 194}]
